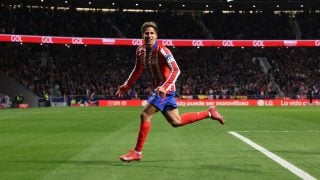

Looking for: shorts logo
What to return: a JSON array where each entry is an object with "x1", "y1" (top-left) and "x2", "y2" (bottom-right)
[
  {"x1": 11, "y1": 35, "x2": 23, "y2": 42},
  {"x1": 132, "y1": 39, "x2": 143, "y2": 46},
  {"x1": 162, "y1": 40, "x2": 173, "y2": 46},
  {"x1": 192, "y1": 40, "x2": 204, "y2": 47},
  {"x1": 315, "y1": 40, "x2": 320, "y2": 47},
  {"x1": 222, "y1": 40, "x2": 234, "y2": 47},
  {"x1": 41, "y1": 36, "x2": 53, "y2": 44},
  {"x1": 253, "y1": 40, "x2": 264, "y2": 47},
  {"x1": 72, "y1": 37, "x2": 84, "y2": 44}
]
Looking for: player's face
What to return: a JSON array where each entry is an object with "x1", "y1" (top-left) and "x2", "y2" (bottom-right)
[{"x1": 142, "y1": 27, "x2": 158, "y2": 48}]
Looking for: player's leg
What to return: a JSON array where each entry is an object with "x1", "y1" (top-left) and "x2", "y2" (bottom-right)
[
  {"x1": 163, "y1": 107, "x2": 209, "y2": 127},
  {"x1": 120, "y1": 103, "x2": 158, "y2": 162},
  {"x1": 135, "y1": 103, "x2": 158, "y2": 152},
  {"x1": 163, "y1": 106, "x2": 224, "y2": 127},
  {"x1": 162, "y1": 108, "x2": 182, "y2": 127}
]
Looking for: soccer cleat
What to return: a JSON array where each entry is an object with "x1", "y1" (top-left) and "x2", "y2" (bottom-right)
[
  {"x1": 119, "y1": 150, "x2": 142, "y2": 162},
  {"x1": 208, "y1": 106, "x2": 224, "y2": 125}
]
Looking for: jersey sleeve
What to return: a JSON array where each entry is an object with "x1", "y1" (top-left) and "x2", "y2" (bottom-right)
[
  {"x1": 124, "y1": 47, "x2": 144, "y2": 89},
  {"x1": 160, "y1": 47, "x2": 181, "y2": 92}
]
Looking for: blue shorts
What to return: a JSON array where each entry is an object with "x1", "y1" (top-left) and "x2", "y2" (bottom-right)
[{"x1": 147, "y1": 91, "x2": 178, "y2": 113}]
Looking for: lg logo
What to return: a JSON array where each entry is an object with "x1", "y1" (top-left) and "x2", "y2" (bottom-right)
[
  {"x1": 253, "y1": 40, "x2": 264, "y2": 47},
  {"x1": 192, "y1": 40, "x2": 204, "y2": 47},
  {"x1": 132, "y1": 39, "x2": 143, "y2": 46},
  {"x1": 222, "y1": 40, "x2": 234, "y2": 47},
  {"x1": 41, "y1": 36, "x2": 53, "y2": 44},
  {"x1": 72, "y1": 38, "x2": 84, "y2": 44},
  {"x1": 10, "y1": 35, "x2": 23, "y2": 42},
  {"x1": 315, "y1": 40, "x2": 320, "y2": 47},
  {"x1": 162, "y1": 40, "x2": 174, "y2": 46}
]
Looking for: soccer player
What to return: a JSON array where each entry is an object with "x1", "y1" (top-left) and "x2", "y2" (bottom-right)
[{"x1": 117, "y1": 21, "x2": 224, "y2": 162}]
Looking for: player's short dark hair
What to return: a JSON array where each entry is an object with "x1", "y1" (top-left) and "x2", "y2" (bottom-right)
[{"x1": 141, "y1": 21, "x2": 158, "y2": 34}]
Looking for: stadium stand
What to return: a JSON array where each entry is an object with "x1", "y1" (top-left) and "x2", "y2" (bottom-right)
[
  {"x1": 202, "y1": 12, "x2": 296, "y2": 39},
  {"x1": 0, "y1": 6, "x2": 319, "y2": 101},
  {"x1": 296, "y1": 12, "x2": 320, "y2": 39}
]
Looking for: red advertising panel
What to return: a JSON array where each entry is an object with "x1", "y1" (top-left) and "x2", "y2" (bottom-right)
[
  {"x1": 98, "y1": 100, "x2": 144, "y2": 106},
  {"x1": 98, "y1": 99, "x2": 320, "y2": 107},
  {"x1": 1, "y1": 34, "x2": 320, "y2": 47}
]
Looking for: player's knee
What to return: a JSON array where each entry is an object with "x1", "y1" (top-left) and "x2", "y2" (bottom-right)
[
  {"x1": 169, "y1": 117, "x2": 182, "y2": 128},
  {"x1": 170, "y1": 121, "x2": 181, "y2": 128},
  {"x1": 140, "y1": 111, "x2": 150, "y2": 121}
]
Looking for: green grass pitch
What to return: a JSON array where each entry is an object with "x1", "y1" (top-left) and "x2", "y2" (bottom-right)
[{"x1": 0, "y1": 106, "x2": 319, "y2": 179}]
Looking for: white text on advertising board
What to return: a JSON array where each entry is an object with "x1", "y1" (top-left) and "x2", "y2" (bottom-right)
[
  {"x1": 222, "y1": 40, "x2": 234, "y2": 47},
  {"x1": 192, "y1": 40, "x2": 204, "y2": 47},
  {"x1": 253, "y1": 40, "x2": 264, "y2": 47},
  {"x1": 132, "y1": 39, "x2": 143, "y2": 46},
  {"x1": 11, "y1": 35, "x2": 22, "y2": 42},
  {"x1": 72, "y1": 37, "x2": 84, "y2": 44},
  {"x1": 162, "y1": 40, "x2": 174, "y2": 46},
  {"x1": 41, "y1": 36, "x2": 53, "y2": 44},
  {"x1": 283, "y1": 40, "x2": 297, "y2": 46}
]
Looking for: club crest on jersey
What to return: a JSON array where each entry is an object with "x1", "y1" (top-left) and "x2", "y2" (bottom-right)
[{"x1": 165, "y1": 54, "x2": 174, "y2": 63}]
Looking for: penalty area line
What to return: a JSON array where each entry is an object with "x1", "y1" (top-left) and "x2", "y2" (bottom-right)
[{"x1": 228, "y1": 131, "x2": 316, "y2": 180}]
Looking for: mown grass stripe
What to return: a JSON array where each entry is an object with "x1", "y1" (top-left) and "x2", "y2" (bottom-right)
[{"x1": 229, "y1": 131, "x2": 317, "y2": 180}]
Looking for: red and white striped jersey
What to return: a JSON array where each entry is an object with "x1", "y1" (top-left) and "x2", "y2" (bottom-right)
[{"x1": 124, "y1": 41, "x2": 180, "y2": 93}]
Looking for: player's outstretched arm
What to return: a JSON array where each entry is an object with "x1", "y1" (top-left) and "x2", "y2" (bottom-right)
[
  {"x1": 116, "y1": 84, "x2": 129, "y2": 97},
  {"x1": 117, "y1": 49, "x2": 144, "y2": 98}
]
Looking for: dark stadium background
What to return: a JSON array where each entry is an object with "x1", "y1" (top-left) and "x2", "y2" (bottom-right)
[
  {"x1": 0, "y1": 0, "x2": 319, "y2": 107},
  {"x1": 0, "y1": 2, "x2": 319, "y2": 180}
]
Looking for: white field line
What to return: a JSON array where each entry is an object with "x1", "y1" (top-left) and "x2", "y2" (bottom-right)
[{"x1": 229, "y1": 131, "x2": 317, "y2": 180}]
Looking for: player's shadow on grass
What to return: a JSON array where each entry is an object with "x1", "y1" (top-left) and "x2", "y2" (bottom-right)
[
  {"x1": 200, "y1": 164, "x2": 262, "y2": 174},
  {"x1": 5, "y1": 159, "x2": 206, "y2": 167},
  {"x1": 4, "y1": 160, "x2": 265, "y2": 172},
  {"x1": 5, "y1": 160, "x2": 126, "y2": 167}
]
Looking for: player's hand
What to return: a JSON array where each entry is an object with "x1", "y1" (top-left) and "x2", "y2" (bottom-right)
[
  {"x1": 116, "y1": 84, "x2": 129, "y2": 97},
  {"x1": 154, "y1": 86, "x2": 166, "y2": 98}
]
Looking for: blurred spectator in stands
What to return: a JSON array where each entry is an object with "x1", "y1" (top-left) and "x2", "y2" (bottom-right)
[
  {"x1": 44, "y1": 91, "x2": 50, "y2": 107},
  {"x1": 17, "y1": 93, "x2": 24, "y2": 104},
  {"x1": 308, "y1": 85, "x2": 314, "y2": 104}
]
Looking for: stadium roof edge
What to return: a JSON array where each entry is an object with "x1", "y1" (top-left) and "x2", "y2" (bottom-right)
[{"x1": 1, "y1": 0, "x2": 320, "y2": 11}]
